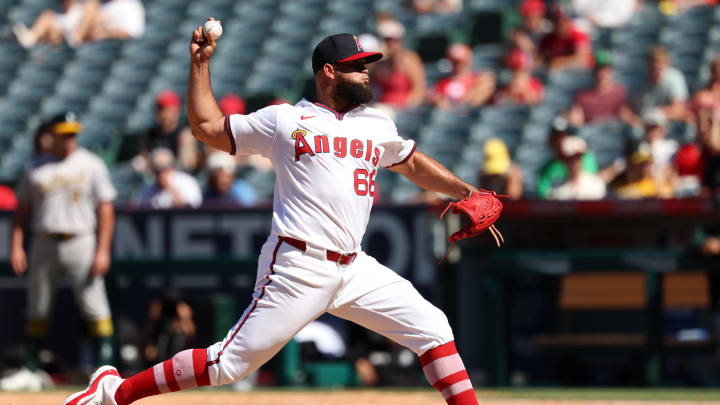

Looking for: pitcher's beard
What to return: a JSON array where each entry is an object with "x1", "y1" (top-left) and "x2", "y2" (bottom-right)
[{"x1": 336, "y1": 78, "x2": 374, "y2": 106}]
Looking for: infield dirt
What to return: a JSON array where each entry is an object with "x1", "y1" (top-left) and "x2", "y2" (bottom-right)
[{"x1": 3, "y1": 390, "x2": 720, "y2": 405}]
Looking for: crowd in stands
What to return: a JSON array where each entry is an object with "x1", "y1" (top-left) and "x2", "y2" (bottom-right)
[
  {"x1": 361, "y1": 0, "x2": 720, "y2": 202},
  {"x1": 3, "y1": 0, "x2": 720, "y2": 209},
  {"x1": 14, "y1": 0, "x2": 145, "y2": 48}
]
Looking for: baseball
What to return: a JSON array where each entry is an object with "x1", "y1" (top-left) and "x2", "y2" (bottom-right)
[{"x1": 204, "y1": 20, "x2": 222, "y2": 40}]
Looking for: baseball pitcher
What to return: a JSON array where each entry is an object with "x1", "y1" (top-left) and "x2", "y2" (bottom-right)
[{"x1": 64, "y1": 22, "x2": 491, "y2": 405}]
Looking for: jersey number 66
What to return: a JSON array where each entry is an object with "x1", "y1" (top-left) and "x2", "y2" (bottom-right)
[{"x1": 354, "y1": 169, "x2": 376, "y2": 197}]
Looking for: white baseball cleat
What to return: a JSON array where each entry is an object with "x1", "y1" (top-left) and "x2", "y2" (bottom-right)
[{"x1": 62, "y1": 366, "x2": 123, "y2": 405}]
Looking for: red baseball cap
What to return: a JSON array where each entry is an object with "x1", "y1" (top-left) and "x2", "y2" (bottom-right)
[
  {"x1": 507, "y1": 49, "x2": 532, "y2": 71},
  {"x1": 156, "y1": 90, "x2": 181, "y2": 108},
  {"x1": 312, "y1": 33, "x2": 383, "y2": 73},
  {"x1": 219, "y1": 94, "x2": 246, "y2": 115},
  {"x1": 674, "y1": 144, "x2": 702, "y2": 176},
  {"x1": 519, "y1": 0, "x2": 545, "y2": 16}
]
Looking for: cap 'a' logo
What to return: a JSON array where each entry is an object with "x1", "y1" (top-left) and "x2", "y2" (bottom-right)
[
  {"x1": 291, "y1": 129, "x2": 307, "y2": 140},
  {"x1": 353, "y1": 35, "x2": 363, "y2": 52}
]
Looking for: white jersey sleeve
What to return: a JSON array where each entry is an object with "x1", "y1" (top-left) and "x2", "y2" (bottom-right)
[
  {"x1": 226, "y1": 105, "x2": 281, "y2": 157},
  {"x1": 376, "y1": 117, "x2": 416, "y2": 168},
  {"x1": 90, "y1": 158, "x2": 117, "y2": 202}
]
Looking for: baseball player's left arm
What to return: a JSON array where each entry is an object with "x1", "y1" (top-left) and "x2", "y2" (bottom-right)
[
  {"x1": 91, "y1": 201, "x2": 114, "y2": 277},
  {"x1": 389, "y1": 151, "x2": 478, "y2": 200}
]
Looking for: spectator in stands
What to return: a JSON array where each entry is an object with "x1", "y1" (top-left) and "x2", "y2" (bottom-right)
[
  {"x1": 129, "y1": 90, "x2": 199, "y2": 173},
  {"x1": 672, "y1": 143, "x2": 703, "y2": 197},
  {"x1": 537, "y1": 117, "x2": 599, "y2": 199},
  {"x1": 635, "y1": 46, "x2": 688, "y2": 121},
  {"x1": 643, "y1": 109, "x2": 678, "y2": 186},
  {"x1": 371, "y1": 19, "x2": 426, "y2": 110},
  {"x1": 538, "y1": 6, "x2": 594, "y2": 71},
  {"x1": 700, "y1": 108, "x2": 720, "y2": 196},
  {"x1": 216, "y1": 93, "x2": 274, "y2": 173},
  {"x1": 14, "y1": 0, "x2": 144, "y2": 48},
  {"x1": 509, "y1": 28, "x2": 540, "y2": 71},
  {"x1": 568, "y1": 53, "x2": 637, "y2": 126},
  {"x1": 33, "y1": 121, "x2": 54, "y2": 158},
  {"x1": 202, "y1": 152, "x2": 257, "y2": 208},
  {"x1": 0, "y1": 184, "x2": 17, "y2": 210},
  {"x1": 219, "y1": 93, "x2": 246, "y2": 116},
  {"x1": 137, "y1": 148, "x2": 202, "y2": 209},
  {"x1": 140, "y1": 293, "x2": 196, "y2": 368},
  {"x1": 478, "y1": 138, "x2": 523, "y2": 200},
  {"x1": 696, "y1": 226, "x2": 720, "y2": 257},
  {"x1": 70, "y1": 0, "x2": 145, "y2": 44},
  {"x1": 14, "y1": 0, "x2": 83, "y2": 47},
  {"x1": 492, "y1": 49, "x2": 544, "y2": 105},
  {"x1": 345, "y1": 324, "x2": 423, "y2": 387},
  {"x1": 548, "y1": 136, "x2": 607, "y2": 200},
  {"x1": 571, "y1": 0, "x2": 637, "y2": 29},
  {"x1": 517, "y1": 0, "x2": 550, "y2": 47},
  {"x1": 141, "y1": 90, "x2": 183, "y2": 154},
  {"x1": 412, "y1": 0, "x2": 462, "y2": 14},
  {"x1": 611, "y1": 142, "x2": 672, "y2": 199},
  {"x1": 691, "y1": 56, "x2": 720, "y2": 117},
  {"x1": 428, "y1": 43, "x2": 495, "y2": 110}
]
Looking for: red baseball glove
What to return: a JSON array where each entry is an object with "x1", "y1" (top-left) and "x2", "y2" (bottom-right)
[{"x1": 438, "y1": 190, "x2": 505, "y2": 263}]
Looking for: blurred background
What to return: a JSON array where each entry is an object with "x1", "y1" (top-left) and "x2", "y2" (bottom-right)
[{"x1": 1, "y1": 0, "x2": 720, "y2": 393}]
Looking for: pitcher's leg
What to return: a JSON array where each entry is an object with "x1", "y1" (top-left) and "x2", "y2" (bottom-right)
[
  {"x1": 111, "y1": 239, "x2": 339, "y2": 404},
  {"x1": 205, "y1": 242, "x2": 338, "y2": 386},
  {"x1": 329, "y1": 252, "x2": 477, "y2": 405}
]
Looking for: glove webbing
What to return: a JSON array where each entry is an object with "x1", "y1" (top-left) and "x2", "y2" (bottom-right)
[{"x1": 437, "y1": 190, "x2": 506, "y2": 264}]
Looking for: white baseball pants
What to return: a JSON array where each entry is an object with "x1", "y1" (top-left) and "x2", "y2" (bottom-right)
[{"x1": 206, "y1": 233, "x2": 454, "y2": 386}]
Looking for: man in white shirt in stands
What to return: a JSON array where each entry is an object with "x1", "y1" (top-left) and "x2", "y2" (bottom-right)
[
  {"x1": 550, "y1": 136, "x2": 607, "y2": 200},
  {"x1": 137, "y1": 148, "x2": 202, "y2": 209}
]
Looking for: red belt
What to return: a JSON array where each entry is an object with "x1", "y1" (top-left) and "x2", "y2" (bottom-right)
[{"x1": 279, "y1": 236, "x2": 357, "y2": 265}]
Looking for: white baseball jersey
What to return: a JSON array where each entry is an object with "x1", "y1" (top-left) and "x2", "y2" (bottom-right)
[
  {"x1": 226, "y1": 98, "x2": 416, "y2": 253},
  {"x1": 16, "y1": 148, "x2": 117, "y2": 235}
]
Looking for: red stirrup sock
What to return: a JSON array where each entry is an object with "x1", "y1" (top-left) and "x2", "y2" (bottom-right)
[
  {"x1": 114, "y1": 348, "x2": 211, "y2": 405},
  {"x1": 420, "y1": 341, "x2": 478, "y2": 405}
]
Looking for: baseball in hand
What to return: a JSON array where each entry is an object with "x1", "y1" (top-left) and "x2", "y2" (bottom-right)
[{"x1": 204, "y1": 20, "x2": 222, "y2": 40}]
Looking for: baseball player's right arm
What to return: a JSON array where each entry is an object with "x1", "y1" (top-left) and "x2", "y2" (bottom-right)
[
  {"x1": 186, "y1": 19, "x2": 229, "y2": 153},
  {"x1": 10, "y1": 202, "x2": 30, "y2": 276}
]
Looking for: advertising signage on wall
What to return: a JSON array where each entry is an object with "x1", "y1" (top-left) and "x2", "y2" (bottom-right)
[{"x1": 0, "y1": 206, "x2": 436, "y2": 287}]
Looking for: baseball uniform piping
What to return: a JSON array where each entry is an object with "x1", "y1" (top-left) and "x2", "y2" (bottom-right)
[
  {"x1": 386, "y1": 141, "x2": 417, "y2": 168},
  {"x1": 313, "y1": 102, "x2": 358, "y2": 120},
  {"x1": 224, "y1": 115, "x2": 236, "y2": 155},
  {"x1": 206, "y1": 239, "x2": 283, "y2": 367}
]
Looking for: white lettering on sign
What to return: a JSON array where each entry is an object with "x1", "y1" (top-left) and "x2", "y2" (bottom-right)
[
  {"x1": 171, "y1": 215, "x2": 216, "y2": 258},
  {"x1": 113, "y1": 216, "x2": 165, "y2": 258},
  {"x1": 218, "y1": 215, "x2": 270, "y2": 258},
  {"x1": 105, "y1": 210, "x2": 420, "y2": 280}
]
